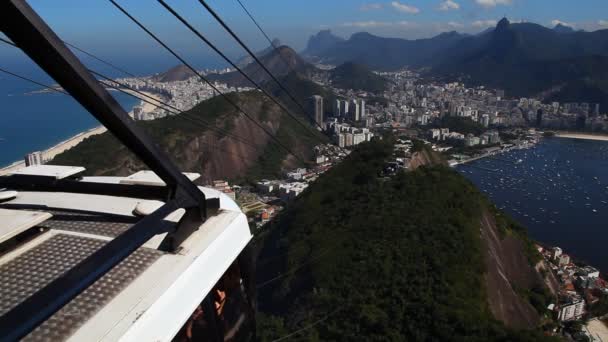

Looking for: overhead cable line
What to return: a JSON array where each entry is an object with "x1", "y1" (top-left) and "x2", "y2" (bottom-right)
[
  {"x1": 108, "y1": 0, "x2": 307, "y2": 165},
  {"x1": 194, "y1": 0, "x2": 328, "y2": 134},
  {"x1": 233, "y1": 0, "x2": 295, "y2": 78},
  {"x1": 0, "y1": 38, "x2": 266, "y2": 153},
  {"x1": 63, "y1": 41, "x2": 138, "y2": 78},
  {"x1": 91, "y1": 71, "x2": 268, "y2": 151},
  {"x1": 271, "y1": 308, "x2": 342, "y2": 342},
  {"x1": 155, "y1": 0, "x2": 324, "y2": 143},
  {"x1": 0, "y1": 66, "x2": 68, "y2": 95},
  {"x1": 256, "y1": 249, "x2": 333, "y2": 289},
  {"x1": 97, "y1": 79, "x2": 266, "y2": 155},
  {"x1": 0, "y1": 65, "x2": 259, "y2": 162},
  {"x1": 59, "y1": 42, "x2": 269, "y2": 151}
]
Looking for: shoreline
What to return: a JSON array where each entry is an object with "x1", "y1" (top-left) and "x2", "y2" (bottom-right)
[
  {"x1": 452, "y1": 142, "x2": 537, "y2": 167},
  {"x1": 113, "y1": 89, "x2": 164, "y2": 114},
  {"x1": 554, "y1": 132, "x2": 608, "y2": 142},
  {"x1": 0, "y1": 126, "x2": 107, "y2": 176},
  {"x1": 0, "y1": 88, "x2": 162, "y2": 175}
]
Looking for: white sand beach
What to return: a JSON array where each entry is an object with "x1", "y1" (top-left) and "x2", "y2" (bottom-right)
[{"x1": 0, "y1": 90, "x2": 163, "y2": 176}]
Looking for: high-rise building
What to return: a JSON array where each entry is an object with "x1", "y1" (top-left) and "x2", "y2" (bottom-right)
[
  {"x1": 308, "y1": 95, "x2": 324, "y2": 127},
  {"x1": 24, "y1": 151, "x2": 43, "y2": 167},
  {"x1": 340, "y1": 100, "x2": 349, "y2": 117},
  {"x1": 349, "y1": 99, "x2": 360, "y2": 121},
  {"x1": 360, "y1": 100, "x2": 366, "y2": 120},
  {"x1": 353, "y1": 133, "x2": 366, "y2": 145},
  {"x1": 337, "y1": 133, "x2": 346, "y2": 148},
  {"x1": 557, "y1": 298, "x2": 585, "y2": 321},
  {"x1": 345, "y1": 133, "x2": 354, "y2": 146},
  {"x1": 334, "y1": 99, "x2": 341, "y2": 117},
  {"x1": 536, "y1": 109, "x2": 543, "y2": 127},
  {"x1": 481, "y1": 114, "x2": 490, "y2": 128},
  {"x1": 594, "y1": 103, "x2": 600, "y2": 116}
]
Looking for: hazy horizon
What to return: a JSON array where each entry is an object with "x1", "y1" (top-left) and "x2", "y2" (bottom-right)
[{"x1": 1, "y1": 0, "x2": 608, "y2": 76}]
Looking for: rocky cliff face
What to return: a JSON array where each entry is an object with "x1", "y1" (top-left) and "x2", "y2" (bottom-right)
[
  {"x1": 480, "y1": 211, "x2": 544, "y2": 328},
  {"x1": 302, "y1": 29, "x2": 345, "y2": 57},
  {"x1": 51, "y1": 91, "x2": 321, "y2": 183}
]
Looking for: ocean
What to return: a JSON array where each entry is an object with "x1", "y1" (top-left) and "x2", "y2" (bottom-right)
[
  {"x1": 457, "y1": 138, "x2": 608, "y2": 273},
  {"x1": 0, "y1": 73, "x2": 139, "y2": 167},
  {"x1": 0, "y1": 50, "x2": 231, "y2": 167}
]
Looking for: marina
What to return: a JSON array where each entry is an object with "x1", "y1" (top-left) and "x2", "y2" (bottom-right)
[{"x1": 458, "y1": 137, "x2": 608, "y2": 273}]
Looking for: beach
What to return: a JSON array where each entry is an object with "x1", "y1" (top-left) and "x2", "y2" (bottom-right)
[
  {"x1": 120, "y1": 89, "x2": 164, "y2": 113},
  {"x1": 0, "y1": 89, "x2": 162, "y2": 175},
  {"x1": 0, "y1": 126, "x2": 107, "y2": 176},
  {"x1": 555, "y1": 132, "x2": 608, "y2": 141}
]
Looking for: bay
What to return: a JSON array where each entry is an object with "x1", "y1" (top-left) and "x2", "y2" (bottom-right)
[{"x1": 458, "y1": 138, "x2": 608, "y2": 273}]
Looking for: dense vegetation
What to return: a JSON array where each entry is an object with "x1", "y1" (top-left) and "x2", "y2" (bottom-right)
[
  {"x1": 329, "y1": 62, "x2": 390, "y2": 93},
  {"x1": 432, "y1": 20, "x2": 608, "y2": 105},
  {"x1": 52, "y1": 90, "x2": 323, "y2": 181},
  {"x1": 433, "y1": 116, "x2": 486, "y2": 136},
  {"x1": 51, "y1": 93, "x2": 238, "y2": 175},
  {"x1": 256, "y1": 139, "x2": 555, "y2": 341}
]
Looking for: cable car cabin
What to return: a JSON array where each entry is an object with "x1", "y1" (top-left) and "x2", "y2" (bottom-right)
[
  {"x1": 0, "y1": 3, "x2": 255, "y2": 340},
  {"x1": 0, "y1": 166, "x2": 255, "y2": 341}
]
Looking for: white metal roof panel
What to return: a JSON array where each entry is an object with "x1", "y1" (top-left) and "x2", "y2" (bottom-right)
[
  {"x1": 10, "y1": 165, "x2": 85, "y2": 179},
  {"x1": 119, "y1": 171, "x2": 200, "y2": 186},
  {"x1": 0, "y1": 208, "x2": 51, "y2": 244}
]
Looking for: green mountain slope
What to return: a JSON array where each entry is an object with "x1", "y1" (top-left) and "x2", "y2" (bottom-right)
[
  {"x1": 51, "y1": 89, "x2": 325, "y2": 183},
  {"x1": 305, "y1": 20, "x2": 608, "y2": 106},
  {"x1": 210, "y1": 46, "x2": 317, "y2": 88},
  {"x1": 256, "y1": 139, "x2": 556, "y2": 341},
  {"x1": 329, "y1": 62, "x2": 390, "y2": 93},
  {"x1": 432, "y1": 19, "x2": 608, "y2": 103},
  {"x1": 304, "y1": 31, "x2": 468, "y2": 70}
]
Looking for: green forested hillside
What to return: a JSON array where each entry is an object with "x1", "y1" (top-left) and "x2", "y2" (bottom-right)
[
  {"x1": 51, "y1": 90, "x2": 324, "y2": 182},
  {"x1": 256, "y1": 139, "x2": 556, "y2": 341},
  {"x1": 329, "y1": 62, "x2": 390, "y2": 93}
]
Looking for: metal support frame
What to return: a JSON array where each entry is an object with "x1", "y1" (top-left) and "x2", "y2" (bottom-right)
[
  {"x1": 0, "y1": 1, "x2": 208, "y2": 216},
  {"x1": 0, "y1": 1, "x2": 221, "y2": 339},
  {"x1": 0, "y1": 175, "x2": 171, "y2": 200}
]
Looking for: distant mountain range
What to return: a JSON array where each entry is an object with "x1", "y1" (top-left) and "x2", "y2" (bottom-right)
[
  {"x1": 302, "y1": 30, "x2": 346, "y2": 58},
  {"x1": 552, "y1": 23, "x2": 576, "y2": 34},
  {"x1": 302, "y1": 19, "x2": 608, "y2": 107},
  {"x1": 208, "y1": 44, "x2": 389, "y2": 93},
  {"x1": 235, "y1": 38, "x2": 283, "y2": 68},
  {"x1": 303, "y1": 30, "x2": 467, "y2": 70},
  {"x1": 209, "y1": 45, "x2": 316, "y2": 87},
  {"x1": 151, "y1": 64, "x2": 197, "y2": 83}
]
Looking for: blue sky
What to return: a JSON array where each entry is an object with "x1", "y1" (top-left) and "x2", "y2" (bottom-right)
[{"x1": 2, "y1": 0, "x2": 608, "y2": 75}]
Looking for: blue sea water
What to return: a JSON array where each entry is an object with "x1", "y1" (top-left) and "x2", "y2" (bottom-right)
[
  {"x1": 458, "y1": 138, "x2": 608, "y2": 273},
  {"x1": 0, "y1": 76, "x2": 139, "y2": 167},
  {"x1": 0, "y1": 49, "x2": 229, "y2": 167}
]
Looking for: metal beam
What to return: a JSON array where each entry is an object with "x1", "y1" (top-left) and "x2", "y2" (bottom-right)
[
  {"x1": 0, "y1": 175, "x2": 171, "y2": 200},
  {"x1": 0, "y1": 0, "x2": 208, "y2": 215}
]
